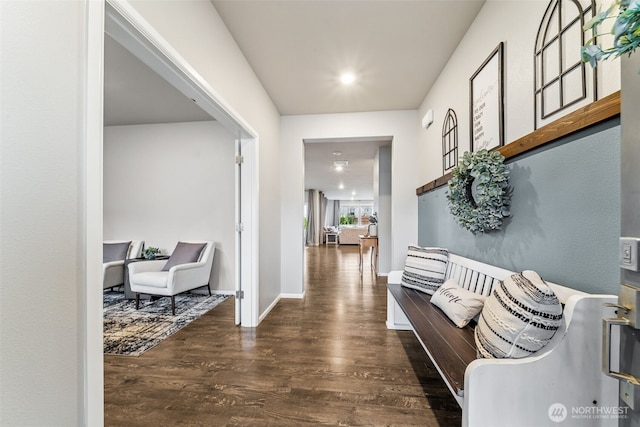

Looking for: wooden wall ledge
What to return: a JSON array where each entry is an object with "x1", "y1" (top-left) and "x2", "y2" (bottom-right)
[{"x1": 416, "y1": 91, "x2": 621, "y2": 196}]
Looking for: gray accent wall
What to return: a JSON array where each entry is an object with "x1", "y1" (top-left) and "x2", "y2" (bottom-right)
[{"x1": 418, "y1": 118, "x2": 621, "y2": 295}]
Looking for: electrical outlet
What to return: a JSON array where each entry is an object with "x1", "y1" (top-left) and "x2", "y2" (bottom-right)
[{"x1": 620, "y1": 238, "x2": 640, "y2": 271}]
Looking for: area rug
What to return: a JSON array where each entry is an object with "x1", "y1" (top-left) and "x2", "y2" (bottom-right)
[{"x1": 103, "y1": 291, "x2": 229, "y2": 356}]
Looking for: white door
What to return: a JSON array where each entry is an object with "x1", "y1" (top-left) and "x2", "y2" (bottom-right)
[{"x1": 238, "y1": 136, "x2": 259, "y2": 327}]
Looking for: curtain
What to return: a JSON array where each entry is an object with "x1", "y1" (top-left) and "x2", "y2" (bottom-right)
[
  {"x1": 324, "y1": 200, "x2": 333, "y2": 226},
  {"x1": 306, "y1": 189, "x2": 315, "y2": 246},
  {"x1": 319, "y1": 191, "x2": 326, "y2": 234},
  {"x1": 306, "y1": 189, "x2": 324, "y2": 246},
  {"x1": 324, "y1": 200, "x2": 331, "y2": 227},
  {"x1": 325, "y1": 199, "x2": 340, "y2": 227},
  {"x1": 306, "y1": 191, "x2": 332, "y2": 245}
]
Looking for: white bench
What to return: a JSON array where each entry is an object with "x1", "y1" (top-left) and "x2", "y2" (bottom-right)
[{"x1": 387, "y1": 253, "x2": 620, "y2": 427}]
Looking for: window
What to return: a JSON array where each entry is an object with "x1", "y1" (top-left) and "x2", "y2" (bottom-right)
[
  {"x1": 442, "y1": 108, "x2": 458, "y2": 173},
  {"x1": 534, "y1": 0, "x2": 596, "y2": 129},
  {"x1": 338, "y1": 201, "x2": 373, "y2": 226}
]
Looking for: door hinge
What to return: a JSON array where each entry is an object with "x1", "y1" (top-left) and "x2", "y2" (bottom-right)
[
  {"x1": 236, "y1": 223, "x2": 244, "y2": 233},
  {"x1": 235, "y1": 155, "x2": 244, "y2": 165},
  {"x1": 235, "y1": 290, "x2": 244, "y2": 299}
]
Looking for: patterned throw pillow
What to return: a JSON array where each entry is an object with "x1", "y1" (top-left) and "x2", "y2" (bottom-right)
[
  {"x1": 400, "y1": 246, "x2": 448, "y2": 294},
  {"x1": 430, "y1": 279, "x2": 486, "y2": 328},
  {"x1": 475, "y1": 270, "x2": 563, "y2": 359}
]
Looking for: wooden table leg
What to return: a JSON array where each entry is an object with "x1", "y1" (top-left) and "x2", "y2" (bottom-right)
[
  {"x1": 370, "y1": 244, "x2": 377, "y2": 274},
  {"x1": 373, "y1": 245, "x2": 378, "y2": 274}
]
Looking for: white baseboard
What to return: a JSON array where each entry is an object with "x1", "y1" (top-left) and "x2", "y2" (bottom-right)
[
  {"x1": 256, "y1": 292, "x2": 306, "y2": 324},
  {"x1": 190, "y1": 288, "x2": 234, "y2": 296},
  {"x1": 259, "y1": 294, "x2": 281, "y2": 323},
  {"x1": 386, "y1": 321, "x2": 412, "y2": 330},
  {"x1": 212, "y1": 290, "x2": 235, "y2": 296},
  {"x1": 280, "y1": 292, "x2": 305, "y2": 299},
  {"x1": 385, "y1": 320, "x2": 413, "y2": 331}
]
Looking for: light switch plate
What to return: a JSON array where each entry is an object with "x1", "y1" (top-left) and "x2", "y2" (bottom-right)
[{"x1": 620, "y1": 237, "x2": 640, "y2": 271}]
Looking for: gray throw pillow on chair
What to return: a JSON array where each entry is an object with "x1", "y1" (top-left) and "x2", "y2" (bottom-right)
[
  {"x1": 103, "y1": 241, "x2": 131, "y2": 263},
  {"x1": 162, "y1": 242, "x2": 207, "y2": 271}
]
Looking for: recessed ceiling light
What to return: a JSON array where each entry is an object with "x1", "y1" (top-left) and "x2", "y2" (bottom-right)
[
  {"x1": 332, "y1": 151, "x2": 342, "y2": 156},
  {"x1": 340, "y1": 72, "x2": 355, "y2": 85},
  {"x1": 352, "y1": 190, "x2": 356, "y2": 196},
  {"x1": 339, "y1": 183, "x2": 344, "y2": 189},
  {"x1": 333, "y1": 160, "x2": 348, "y2": 171}
]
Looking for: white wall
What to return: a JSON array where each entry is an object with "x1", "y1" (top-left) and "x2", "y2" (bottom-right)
[
  {"x1": 280, "y1": 110, "x2": 419, "y2": 294},
  {"x1": 418, "y1": 0, "x2": 621, "y2": 184},
  {"x1": 376, "y1": 146, "x2": 392, "y2": 274},
  {"x1": 1, "y1": 0, "x2": 282, "y2": 423},
  {"x1": 0, "y1": 1, "x2": 90, "y2": 424},
  {"x1": 129, "y1": 0, "x2": 282, "y2": 316},
  {"x1": 104, "y1": 121, "x2": 235, "y2": 292}
]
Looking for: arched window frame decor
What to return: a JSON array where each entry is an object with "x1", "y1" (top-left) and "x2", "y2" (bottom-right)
[
  {"x1": 442, "y1": 108, "x2": 459, "y2": 174},
  {"x1": 534, "y1": 0, "x2": 596, "y2": 129}
]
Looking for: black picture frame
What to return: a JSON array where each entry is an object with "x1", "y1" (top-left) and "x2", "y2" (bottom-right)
[{"x1": 469, "y1": 42, "x2": 504, "y2": 152}]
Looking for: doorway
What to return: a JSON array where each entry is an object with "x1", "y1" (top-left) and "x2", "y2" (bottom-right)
[
  {"x1": 104, "y1": 0, "x2": 258, "y2": 325},
  {"x1": 302, "y1": 136, "x2": 391, "y2": 275},
  {"x1": 86, "y1": 0, "x2": 260, "y2": 422}
]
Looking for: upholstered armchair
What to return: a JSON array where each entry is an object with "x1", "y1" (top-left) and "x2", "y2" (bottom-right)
[
  {"x1": 103, "y1": 240, "x2": 144, "y2": 290},
  {"x1": 128, "y1": 241, "x2": 215, "y2": 315}
]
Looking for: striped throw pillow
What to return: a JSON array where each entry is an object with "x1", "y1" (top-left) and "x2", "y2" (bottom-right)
[
  {"x1": 400, "y1": 246, "x2": 449, "y2": 294},
  {"x1": 475, "y1": 270, "x2": 563, "y2": 359}
]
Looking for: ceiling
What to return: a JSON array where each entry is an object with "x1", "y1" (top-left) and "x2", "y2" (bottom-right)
[
  {"x1": 305, "y1": 137, "x2": 391, "y2": 200},
  {"x1": 104, "y1": 0, "x2": 486, "y2": 200},
  {"x1": 104, "y1": 35, "x2": 212, "y2": 127},
  {"x1": 211, "y1": 0, "x2": 485, "y2": 116}
]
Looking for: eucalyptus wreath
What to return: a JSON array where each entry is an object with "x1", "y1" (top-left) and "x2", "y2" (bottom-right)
[{"x1": 446, "y1": 149, "x2": 510, "y2": 235}]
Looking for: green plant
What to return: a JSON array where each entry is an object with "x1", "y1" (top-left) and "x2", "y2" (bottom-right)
[
  {"x1": 446, "y1": 150, "x2": 510, "y2": 235},
  {"x1": 340, "y1": 215, "x2": 355, "y2": 225},
  {"x1": 582, "y1": 0, "x2": 640, "y2": 67},
  {"x1": 143, "y1": 246, "x2": 161, "y2": 259}
]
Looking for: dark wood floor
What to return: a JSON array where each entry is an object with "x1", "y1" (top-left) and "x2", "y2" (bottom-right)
[{"x1": 104, "y1": 244, "x2": 462, "y2": 426}]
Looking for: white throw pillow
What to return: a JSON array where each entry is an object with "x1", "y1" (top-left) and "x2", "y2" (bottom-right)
[
  {"x1": 431, "y1": 279, "x2": 486, "y2": 328},
  {"x1": 400, "y1": 246, "x2": 448, "y2": 294},
  {"x1": 475, "y1": 270, "x2": 563, "y2": 359}
]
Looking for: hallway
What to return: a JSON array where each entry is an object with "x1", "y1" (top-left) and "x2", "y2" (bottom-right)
[{"x1": 104, "y1": 245, "x2": 461, "y2": 426}]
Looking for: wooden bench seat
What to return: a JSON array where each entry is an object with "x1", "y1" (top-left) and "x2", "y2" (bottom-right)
[
  {"x1": 386, "y1": 252, "x2": 621, "y2": 427},
  {"x1": 387, "y1": 283, "x2": 475, "y2": 397}
]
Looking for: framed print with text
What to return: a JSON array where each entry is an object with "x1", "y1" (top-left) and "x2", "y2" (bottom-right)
[{"x1": 470, "y1": 42, "x2": 504, "y2": 152}]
